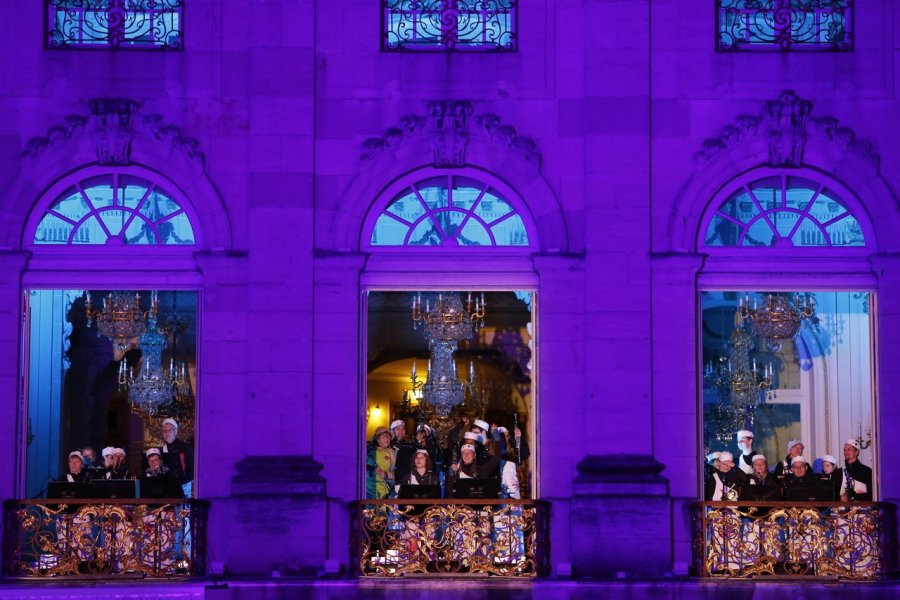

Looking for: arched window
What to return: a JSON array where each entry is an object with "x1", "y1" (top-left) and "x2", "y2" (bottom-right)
[
  {"x1": 32, "y1": 171, "x2": 196, "y2": 246},
  {"x1": 703, "y1": 173, "x2": 866, "y2": 248},
  {"x1": 369, "y1": 174, "x2": 531, "y2": 248}
]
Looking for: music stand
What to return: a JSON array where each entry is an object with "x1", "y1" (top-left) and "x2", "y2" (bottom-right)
[
  {"x1": 47, "y1": 481, "x2": 90, "y2": 500},
  {"x1": 139, "y1": 477, "x2": 185, "y2": 499},
  {"x1": 90, "y1": 479, "x2": 138, "y2": 499},
  {"x1": 398, "y1": 484, "x2": 441, "y2": 500},
  {"x1": 785, "y1": 483, "x2": 835, "y2": 502},
  {"x1": 452, "y1": 478, "x2": 500, "y2": 500},
  {"x1": 739, "y1": 485, "x2": 780, "y2": 502}
]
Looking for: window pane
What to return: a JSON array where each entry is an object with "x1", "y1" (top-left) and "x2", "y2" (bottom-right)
[
  {"x1": 158, "y1": 213, "x2": 195, "y2": 245},
  {"x1": 717, "y1": 0, "x2": 853, "y2": 51},
  {"x1": 825, "y1": 216, "x2": 865, "y2": 247},
  {"x1": 705, "y1": 214, "x2": 742, "y2": 247},
  {"x1": 408, "y1": 218, "x2": 443, "y2": 246},
  {"x1": 46, "y1": 0, "x2": 184, "y2": 50},
  {"x1": 458, "y1": 219, "x2": 491, "y2": 246},
  {"x1": 491, "y1": 214, "x2": 529, "y2": 246},
  {"x1": 49, "y1": 187, "x2": 91, "y2": 222},
  {"x1": 744, "y1": 217, "x2": 776, "y2": 247},
  {"x1": 384, "y1": 0, "x2": 517, "y2": 51},
  {"x1": 123, "y1": 217, "x2": 157, "y2": 245},
  {"x1": 372, "y1": 214, "x2": 412, "y2": 246},
  {"x1": 704, "y1": 175, "x2": 866, "y2": 248},
  {"x1": 369, "y1": 175, "x2": 530, "y2": 247},
  {"x1": 34, "y1": 213, "x2": 75, "y2": 245},
  {"x1": 32, "y1": 173, "x2": 196, "y2": 246},
  {"x1": 98, "y1": 208, "x2": 128, "y2": 237}
]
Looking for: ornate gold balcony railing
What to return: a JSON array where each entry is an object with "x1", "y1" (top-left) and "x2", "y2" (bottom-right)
[
  {"x1": 350, "y1": 499, "x2": 549, "y2": 577},
  {"x1": 691, "y1": 501, "x2": 898, "y2": 580},
  {"x1": 2, "y1": 499, "x2": 207, "y2": 579}
]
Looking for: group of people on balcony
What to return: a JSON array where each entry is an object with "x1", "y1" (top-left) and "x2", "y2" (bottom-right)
[
  {"x1": 366, "y1": 412, "x2": 529, "y2": 500},
  {"x1": 705, "y1": 429, "x2": 873, "y2": 502},
  {"x1": 59, "y1": 418, "x2": 194, "y2": 498}
]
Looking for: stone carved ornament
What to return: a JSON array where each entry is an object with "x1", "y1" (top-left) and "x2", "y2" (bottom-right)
[
  {"x1": 361, "y1": 100, "x2": 542, "y2": 171},
  {"x1": 22, "y1": 99, "x2": 206, "y2": 168},
  {"x1": 694, "y1": 90, "x2": 879, "y2": 169}
]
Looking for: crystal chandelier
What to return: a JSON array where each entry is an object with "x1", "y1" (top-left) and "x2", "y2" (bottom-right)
[
  {"x1": 409, "y1": 292, "x2": 486, "y2": 417},
  {"x1": 117, "y1": 306, "x2": 189, "y2": 418},
  {"x1": 704, "y1": 315, "x2": 774, "y2": 436},
  {"x1": 85, "y1": 290, "x2": 156, "y2": 360},
  {"x1": 738, "y1": 292, "x2": 815, "y2": 351},
  {"x1": 409, "y1": 346, "x2": 476, "y2": 417},
  {"x1": 411, "y1": 291, "x2": 485, "y2": 338}
]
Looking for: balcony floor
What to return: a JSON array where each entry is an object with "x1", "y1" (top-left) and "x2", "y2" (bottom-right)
[{"x1": 0, "y1": 578, "x2": 899, "y2": 599}]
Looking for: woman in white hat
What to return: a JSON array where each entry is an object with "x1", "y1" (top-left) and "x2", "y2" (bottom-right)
[
  {"x1": 704, "y1": 451, "x2": 747, "y2": 501},
  {"x1": 748, "y1": 454, "x2": 776, "y2": 488},
  {"x1": 402, "y1": 449, "x2": 439, "y2": 486},
  {"x1": 818, "y1": 454, "x2": 843, "y2": 501}
]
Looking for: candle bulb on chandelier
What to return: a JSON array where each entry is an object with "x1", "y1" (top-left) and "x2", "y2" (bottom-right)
[
  {"x1": 752, "y1": 358, "x2": 757, "y2": 373},
  {"x1": 411, "y1": 359, "x2": 417, "y2": 378},
  {"x1": 469, "y1": 360, "x2": 475, "y2": 382}
]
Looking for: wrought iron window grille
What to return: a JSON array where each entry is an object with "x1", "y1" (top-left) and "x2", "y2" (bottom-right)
[
  {"x1": 383, "y1": 0, "x2": 517, "y2": 52},
  {"x1": 46, "y1": 0, "x2": 184, "y2": 50},
  {"x1": 717, "y1": 1, "x2": 853, "y2": 52}
]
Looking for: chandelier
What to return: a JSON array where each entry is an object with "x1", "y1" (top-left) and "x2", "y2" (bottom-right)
[
  {"x1": 705, "y1": 315, "x2": 774, "y2": 439},
  {"x1": 409, "y1": 349, "x2": 476, "y2": 417},
  {"x1": 738, "y1": 292, "x2": 815, "y2": 351},
  {"x1": 117, "y1": 306, "x2": 189, "y2": 418},
  {"x1": 86, "y1": 290, "x2": 156, "y2": 360},
  {"x1": 409, "y1": 292, "x2": 486, "y2": 417},
  {"x1": 411, "y1": 292, "x2": 485, "y2": 339}
]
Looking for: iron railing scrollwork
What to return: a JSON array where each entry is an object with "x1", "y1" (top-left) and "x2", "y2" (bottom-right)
[
  {"x1": 383, "y1": 1, "x2": 516, "y2": 51},
  {"x1": 717, "y1": 1, "x2": 853, "y2": 52},
  {"x1": 2, "y1": 499, "x2": 206, "y2": 578},
  {"x1": 351, "y1": 499, "x2": 549, "y2": 576},
  {"x1": 46, "y1": 0, "x2": 184, "y2": 50},
  {"x1": 691, "y1": 501, "x2": 897, "y2": 579}
]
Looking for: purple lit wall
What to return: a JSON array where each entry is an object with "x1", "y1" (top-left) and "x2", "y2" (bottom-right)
[{"x1": 0, "y1": 0, "x2": 898, "y2": 579}]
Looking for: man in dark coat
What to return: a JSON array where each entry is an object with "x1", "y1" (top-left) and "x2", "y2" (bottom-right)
[{"x1": 843, "y1": 439, "x2": 873, "y2": 501}]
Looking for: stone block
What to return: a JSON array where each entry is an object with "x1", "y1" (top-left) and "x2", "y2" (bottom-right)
[{"x1": 571, "y1": 454, "x2": 672, "y2": 577}]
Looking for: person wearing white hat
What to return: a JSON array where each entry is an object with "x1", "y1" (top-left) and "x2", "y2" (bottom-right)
[
  {"x1": 735, "y1": 430, "x2": 758, "y2": 476},
  {"x1": 64, "y1": 450, "x2": 89, "y2": 483},
  {"x1": 144, "y1": 448, "x2": 169, "y2": 478},
  {"x1": 107, "y1": 447, "x2": 132, "y2": 479},
  {"x1": 388, "y1": 419, "x2": 415, "y2": 488},
  {"x1": 449, "y1": 440, "x2": 502, "y2": 497},
  {"x1": 774, "y1": 439, "x2": 806, "y2": 481},
  {"x1": 704, "y1": 451, "x2": 721, "y2": 480},
  {"x1": 705, "y1": 451, "x2": 747, "y2": 501},
  {"x1": 842, "y1": 439, "x2": 872, "y2": 501},
  {"x1": 747, "y1": 454, "x2": 776, "y2": 487},
  {"x1": 818, "y1": 454, "x2": 843, "y2": 500},
  {"x1": 401, "y1": 449, "x2": 439, "y2": 486},
  {"x1": 160, "y1": 418, "x2": 194, "y2": 497},
  {"x1": 783, "y1": 456, "x2": 816, "y2": 496}
]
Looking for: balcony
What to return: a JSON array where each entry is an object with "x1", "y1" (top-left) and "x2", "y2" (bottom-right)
[
  {"x1": 2, "y1": 499, "x2": 206, "y2": 579},
  {"x1": 691, "y1": 501, "x2": 897, "y2": 579},
  {"x1": 350, "y1": 499, "x2": 549, "y2": 577}
]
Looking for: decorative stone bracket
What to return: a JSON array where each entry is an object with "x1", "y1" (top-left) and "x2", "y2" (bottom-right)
[
  {"x1": 361, "y1": 100, "x2": 542, "y2": 171},
  {"x1": 694, "y1": 90, "x2": 879, "y2": 170}
]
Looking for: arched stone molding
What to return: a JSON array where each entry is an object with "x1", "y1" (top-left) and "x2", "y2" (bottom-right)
[
  {"x1": 666, "y1": 91, "x2": 900, "y2": 254},
  {"x1": 0, "y1": 99, "x2": 233, "y2": 252},
  {"x1": 329, "y1": 102, "x2": 568, "y2": 254}
]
